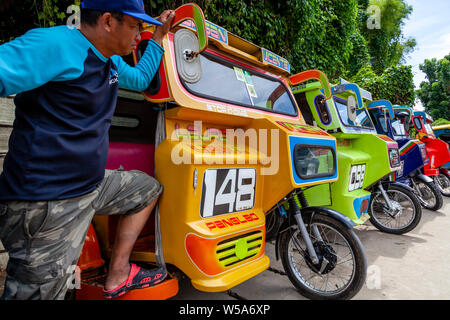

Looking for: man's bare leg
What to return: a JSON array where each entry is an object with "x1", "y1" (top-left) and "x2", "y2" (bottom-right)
[{"x1": 103, "y1": 197, "x2": 159, "y2": 291}]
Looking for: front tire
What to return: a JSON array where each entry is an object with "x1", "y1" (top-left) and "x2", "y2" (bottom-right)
[
  {"x1": 369, "y1": 184, "x2": 422, "y2": 234},
  {"x1": 279, "y1": 213, "x2": 367, "y2": 300},
  {"x1": 433, "y1": 174, "x2": 450, "y2": 197},
  {"x1": 412, "y1": 178, "x2": 443, "y2": 211}
]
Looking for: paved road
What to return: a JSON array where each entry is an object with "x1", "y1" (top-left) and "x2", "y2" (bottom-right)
[
  {"x1": 173, "y1": 196, "x2": 450, "y2": 300},
  {"x1": 1, "y1": 197, "x2": 449, "y2": 300}
]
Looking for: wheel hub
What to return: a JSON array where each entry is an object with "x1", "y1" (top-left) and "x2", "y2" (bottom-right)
[
  {"x1": 304, "y1": 241, "x2": 337, "y2": 275},
  {"x1": 384, "y1": 201, "x2": 402, "y2": 217}
]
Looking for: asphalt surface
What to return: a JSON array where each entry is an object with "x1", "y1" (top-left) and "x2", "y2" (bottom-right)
[{"x1": 0, "y1": 196, "x2": 449, "y2": 300}]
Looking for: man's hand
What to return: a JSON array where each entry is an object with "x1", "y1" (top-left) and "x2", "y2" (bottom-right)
[{"x1": 152, "y1": 10, "x2": 176, "y2": 46}]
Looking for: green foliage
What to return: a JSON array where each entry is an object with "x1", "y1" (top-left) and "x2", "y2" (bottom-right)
[
  {"x1": 360, "y1": 0, "x2": 416, "y2": 75},
  {"x1": 417, "y1": 54, "x2": 450, "y2": 120},
  {"x1": 351, "y1": 63, "x2": 415, "y2": 106},
  {"x1": 0, "y1": 0, "x2": 417, "y2": 106},
  {"x1": 432, "y1": 118, "x2": 450, "y2": 126}
]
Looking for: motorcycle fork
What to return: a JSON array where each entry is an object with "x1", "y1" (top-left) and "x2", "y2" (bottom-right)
[
  {"x1": 378, "y1": 182, "x2": 395, "y2": 210},
  {"x1": 289, "y1": 191, "x2": 321, "y2": 265},
  {"x1": 410, "y1": 177, "x2": 424, "y2": 198}
]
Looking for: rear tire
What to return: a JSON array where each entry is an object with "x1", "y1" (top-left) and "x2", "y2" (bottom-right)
[
  {"x1": 279, "y1": 213, "x2": 367, "y2": 300},
  {"x1": 369, "y1": 184, "x2": 422, "y2": 234}
]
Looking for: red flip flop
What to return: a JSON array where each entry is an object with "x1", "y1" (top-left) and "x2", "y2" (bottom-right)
[{"x1": 103, "y1": 263, "x2": 167, "y2": 299}]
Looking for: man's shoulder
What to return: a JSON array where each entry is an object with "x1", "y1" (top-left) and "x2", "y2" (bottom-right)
[{"x1": 16, "y1": 25, "x2": 85, "y2": 55}]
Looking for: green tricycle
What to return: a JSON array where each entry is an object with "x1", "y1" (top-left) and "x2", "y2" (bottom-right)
[{"x1": 268, "y1": 78, "x2": 422, "y2": 235}]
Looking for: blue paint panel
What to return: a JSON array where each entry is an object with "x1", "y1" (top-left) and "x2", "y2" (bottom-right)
[
  {"x1": 352, "y1": 195, "x2": 371, "y2": 219},
  {"x1": 289, "y1": 136, "x2": 338, "y2": 185}
]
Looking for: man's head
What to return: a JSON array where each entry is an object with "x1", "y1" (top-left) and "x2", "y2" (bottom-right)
[{"x1": 80, "y1": 0, "x2": 162, "y2": 56}]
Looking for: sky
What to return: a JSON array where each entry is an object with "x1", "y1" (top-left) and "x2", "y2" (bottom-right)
[{"x1": 402, "y1": 0, "x2": 450, "y2": 110}]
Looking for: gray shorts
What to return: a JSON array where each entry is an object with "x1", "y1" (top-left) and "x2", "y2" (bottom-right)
[{"x1": 0, "y1": 169, "x2": 162, "y2": 300}]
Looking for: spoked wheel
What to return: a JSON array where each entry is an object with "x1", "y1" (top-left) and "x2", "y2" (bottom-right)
[
  {"x1": 369, "y1": 184, "x2": 422, "y2": 234},
  {"x1": 412, "y1": 178, "x2": 443, "y2": 211},
  {"x1": 433, "y1": 174, "x2": 450, "y2": 197},
  {"x1": 279, "y1": 214, "x2": 367, "y2": 300}
]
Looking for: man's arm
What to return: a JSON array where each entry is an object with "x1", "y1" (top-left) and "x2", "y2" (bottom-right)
[
  {"x1": 0, "y1": 27, "x2": 85, "y2": 97},
  {"x1": 111, "y1": 39, "x2": 165, "y2": 92},
  {"x1": 112, "y1": 10, "x2": 175, "y2": 92}
]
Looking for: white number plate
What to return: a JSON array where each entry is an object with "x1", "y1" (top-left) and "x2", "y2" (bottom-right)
[
  {"x1": 348, "y1": 164, "x2": 366, "y2": 191},
  {"x1": 200, "y1": 168, "x2": 256, "y2": 218}
]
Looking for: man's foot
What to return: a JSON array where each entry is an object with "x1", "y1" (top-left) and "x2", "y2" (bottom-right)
[{"x1": 103, "y1": 263, "x2": 168, "y2": 299}]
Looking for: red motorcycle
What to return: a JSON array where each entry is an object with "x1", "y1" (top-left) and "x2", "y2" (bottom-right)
[{"x1": 411, "y1": 111, "x2": 450, "y2": 197}]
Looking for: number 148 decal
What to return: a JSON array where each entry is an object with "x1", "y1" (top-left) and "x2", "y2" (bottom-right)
[{"x1": 201, "y1": 168, "x2": 256, "y2": 218}]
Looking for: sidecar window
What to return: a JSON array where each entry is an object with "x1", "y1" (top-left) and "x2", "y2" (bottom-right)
[
  {"x1": 413, "y1": 118, "x2": 423, "y2": 131},
  {"x1": 294, "y1": 145, "x2": 336, "y2": 179},
  {"x1": 180, "y1": 51, "x2": 298, "y2": 117},
  {"x1": 424, "y1": 123, "x2": 435, "y2": 135},
  {"x1": 334, "y1": 97, "x2": 374, "y2": 129},
  {"x1": 378, "y1": 116, "x2": 388, "y2": 133}
]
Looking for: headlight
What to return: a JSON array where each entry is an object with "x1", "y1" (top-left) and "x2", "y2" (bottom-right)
[
  {"x1": 294, "y1": 144, "x2": 336, "y2": 179},
  {"x1": 389, "y1": 148, "x2": 400, "y2": 168}
]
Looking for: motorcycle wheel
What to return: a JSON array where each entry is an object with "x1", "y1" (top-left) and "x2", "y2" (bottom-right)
[
  {"x1": 433, "y1": 174, "x2": 450, "y2": 197},
  {"x1": 412, "y1": 178, "x2": 443, "y2": 211},
  {"x1": 369, "y1": 184, "x2": 422, "y2": 234},
  {"x1": 265, "y1": 209, "x2": 283, "y2": 242},
  {"x1": 279, "y1": 213, "x2": 367, "y2": 300}
]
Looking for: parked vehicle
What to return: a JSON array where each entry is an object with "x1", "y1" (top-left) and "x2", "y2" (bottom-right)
[
  {"x1": 74, "y1": 4, "x2": 366, "y2": 300},
  {"x1": 411, "y1": 112, "x2": 450, "y2": 197},
  {"x1": 432, "y1": 123, "x2": 450, "y2": 173},
  {"x1": 368, "y1": 105, "x2": 443, "y2": 210},
  {"x1": 288, "y1": 79, "x2": 422, "y2": 234}
]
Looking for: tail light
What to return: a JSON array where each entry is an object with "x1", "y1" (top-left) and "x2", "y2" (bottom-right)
[{"x1": 389, "y1": 148, "x2": 400, "y2": 168}]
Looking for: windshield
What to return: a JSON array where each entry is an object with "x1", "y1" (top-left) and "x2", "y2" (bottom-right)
[
  {"x1": 334, "y1": 98, "x2": 374, "y2": 129},
  {"x1": 425, "y1": 123, "x2": 435, "y2": 135},
  {"x1": 391, "y1": 119, "x2": 409, "y2": 138},
  {"x1": 180, "y1": 51, "x2": 298, "y2": 116}
]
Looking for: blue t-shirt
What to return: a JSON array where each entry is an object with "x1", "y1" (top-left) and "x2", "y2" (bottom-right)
[{"x1": 0, "y1": 25, "x2": 164, "y2": 201}]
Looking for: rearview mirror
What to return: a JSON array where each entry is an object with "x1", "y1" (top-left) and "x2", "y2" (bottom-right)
[
  {"x1": 174, "y1": 29, "x2": 202, "y2": 83},
  {"x1": 347, "y1": 96, "x2": 357, "y2": 123}
]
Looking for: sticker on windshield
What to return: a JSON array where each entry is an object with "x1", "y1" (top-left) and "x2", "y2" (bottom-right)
[
  {"x1": 243, "y1": 70, "x2": 253, "y2": 85},
  {"x1": 246, "y1": 84, "x2": 258, "y2": 98},
  {"x1": 234, "y1": 67, "x2": 246, "y2": 82}
]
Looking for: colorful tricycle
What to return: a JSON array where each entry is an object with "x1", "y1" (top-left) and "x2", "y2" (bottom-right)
[
  {"x1": 411, "y1": 112, "x2": 450, "y2": 196},
  {"x1": 368, "y1": 105, "x2": 443, "y2": 210},
  {"x1": 288, "y1": 79, "x2": 422, "y2": 234},
  {"x1": 74, "y1": 4, "x2": 367, "y2": 300}
]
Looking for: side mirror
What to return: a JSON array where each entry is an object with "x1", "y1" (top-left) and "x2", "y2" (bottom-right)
[
  {"x1": 331, "y1": 83, "x2": 364, "y2": 110},
  {"x1": 174, "y1": 29, "x2": 202, "y2": 83},
  {"x1": 347, "y1": 96, "x2": 357, "y2": 123},
  {"x1": 132, "y1": 3, "x2": 208, "y2": 100},
  {"x1": 168, "y1": 4, "x2": 209, "y2": 84}
]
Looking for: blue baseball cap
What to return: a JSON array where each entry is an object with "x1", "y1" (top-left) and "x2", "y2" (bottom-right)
[{"x1": 81, "y1": 0, "x2": 162, "y2": 26}]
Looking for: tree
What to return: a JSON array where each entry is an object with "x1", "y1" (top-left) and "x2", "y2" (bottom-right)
[
  {"x1": 359, "y1": 0, "x2": 416, "y2": 75},
  {"x1": 351, "y1": 64, "x2": 415, "y2": 106},
  {"x1": 417, "y1": 54, "x2": 450, "y2": 120}
]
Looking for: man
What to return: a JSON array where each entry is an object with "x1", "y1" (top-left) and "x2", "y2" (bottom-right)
[{"x1": 0, "y1": 0, "x2": 175, "y2": 299}]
